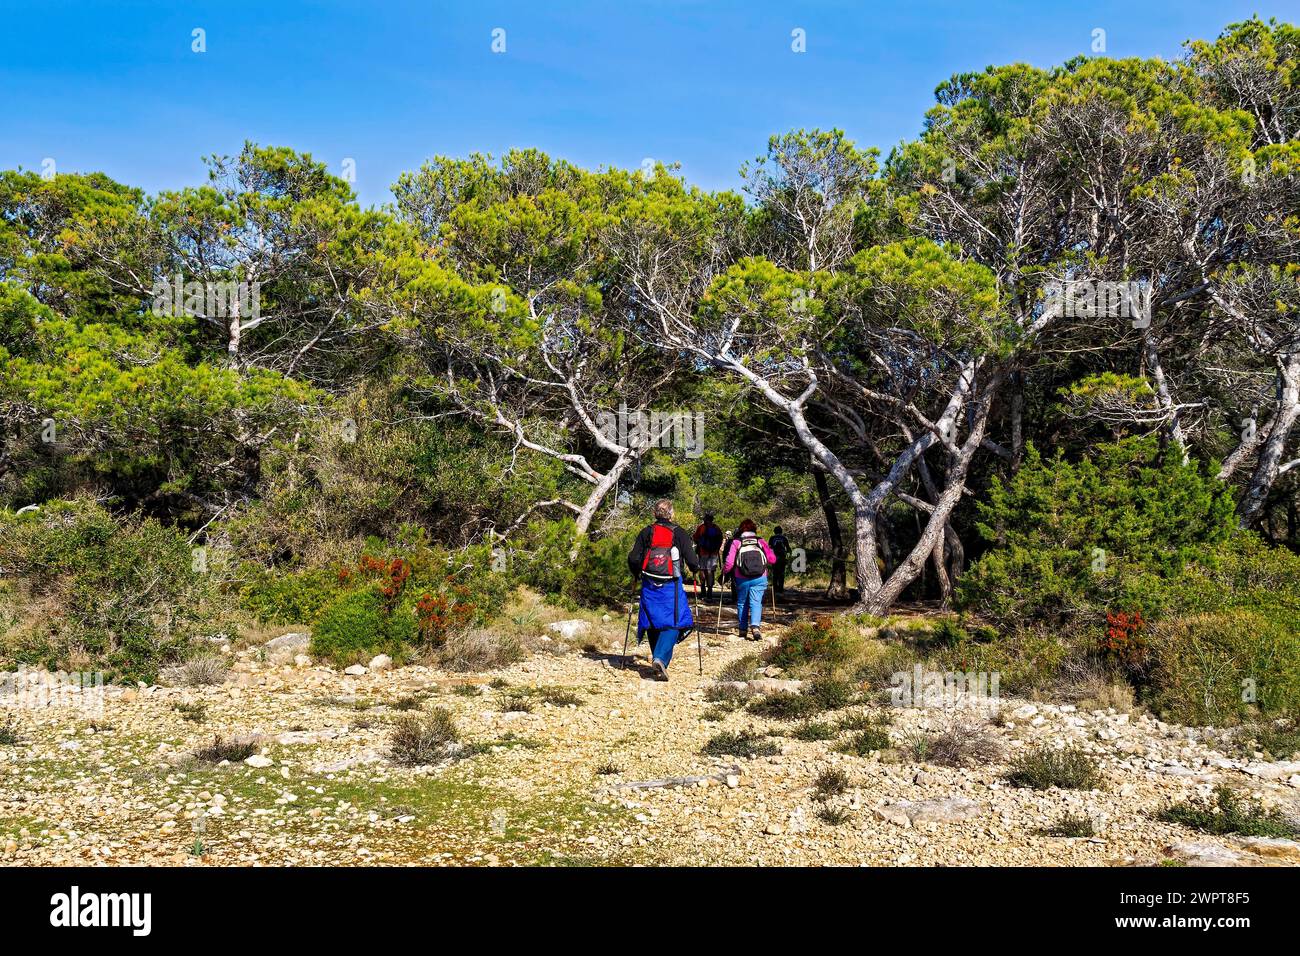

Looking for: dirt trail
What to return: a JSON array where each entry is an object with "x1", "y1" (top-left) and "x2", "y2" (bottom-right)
[{"x1": 3, "y1": 591, "x2": 1299, "y2": 866}]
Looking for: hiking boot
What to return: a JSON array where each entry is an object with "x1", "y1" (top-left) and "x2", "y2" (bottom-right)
[
  {"x1": 653, "y1": 660, "x2": 669, "y2": 682},
  {"x1": 751, "y1": 628, "x2": 763, "y2": 642}
]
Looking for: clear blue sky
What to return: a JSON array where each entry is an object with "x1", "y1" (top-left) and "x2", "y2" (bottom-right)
[{"x1": 3, "y1": 1, "x2": 1296, "y2": 207}]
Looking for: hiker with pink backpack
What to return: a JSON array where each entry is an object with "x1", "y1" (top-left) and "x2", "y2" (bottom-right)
[{"x1": 722, "y1": 518, "x2": 778, "y2": 641}]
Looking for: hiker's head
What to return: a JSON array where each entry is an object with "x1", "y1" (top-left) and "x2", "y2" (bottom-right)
[
  {"x1": 739, "y1": 518, "x2": 757, "y2": 534},
  {"x1": 654, "y1": 499, "x2": 674, "y2": 521},
  {"x1": 774, "y1": 526, "x2": 783, "y2": 535},
  {"x1": 703, "y1": 513, "x2": 714, "y2": 524}
]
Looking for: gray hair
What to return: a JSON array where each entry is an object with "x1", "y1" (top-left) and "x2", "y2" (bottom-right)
[{"x1": 653, "y1": 498, "x2": 674, "y2": 520}]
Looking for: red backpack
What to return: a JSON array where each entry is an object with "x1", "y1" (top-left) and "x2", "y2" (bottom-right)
[{"x1": 641, "y1": 524, "x2": 677, "y2": 581}]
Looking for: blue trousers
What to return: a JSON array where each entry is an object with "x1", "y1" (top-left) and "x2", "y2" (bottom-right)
[
  {"x1": 736, "y1": 575, "x2": 768, "y2": 633},
  {"x1": 651, "y1": 628, "x2": 680, "y2": 668}
]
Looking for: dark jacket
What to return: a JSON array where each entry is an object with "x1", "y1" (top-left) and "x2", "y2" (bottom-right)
[{"x1": 627, "y1": 519, "x2": 701, "y2": 579}]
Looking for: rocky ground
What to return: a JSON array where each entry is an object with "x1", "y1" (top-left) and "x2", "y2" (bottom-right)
[{"x1": 2, "y1": 606, "x2": 1299, "y2": 867}]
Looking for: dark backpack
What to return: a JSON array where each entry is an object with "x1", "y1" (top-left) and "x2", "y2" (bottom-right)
[
  {"x1": 697, "y1": 523, "x2": 723, "y2": 552},
  {"x1": 735, "y1": 534, "x2": 768, "y2": 578},
  {"x1": 641, "y1": 524, "x2": 677, "y2": 581}
]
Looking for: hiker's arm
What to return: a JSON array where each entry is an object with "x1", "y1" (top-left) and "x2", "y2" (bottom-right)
[
  {"x1": 722, "y1": 540, "x2": 736, "y2": 573},
  {"x1": 627, "y1": 531, "x2": 646, "y2": 578}
]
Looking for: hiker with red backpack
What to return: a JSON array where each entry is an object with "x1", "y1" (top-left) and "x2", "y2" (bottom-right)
[
  {"x1": 692, "y1": 513, "x2": 724, "y2": 599},
  {"x1": 722, "y1": 518, "x2": 778, "y2": 641},
  {"x1": 626, "y1": 499, "x2": 701, "y2": 680}
]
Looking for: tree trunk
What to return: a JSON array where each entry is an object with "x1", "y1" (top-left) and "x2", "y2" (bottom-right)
[
  {"x1": 813, "y1": 468, "x2": 849, "y2": 599},
  {"x1": 1239, "y1": 355, "x2": 1300, "y2": 525},
  {"x1": 854, "y1": 386, "x2": 993, "y2": 616}
]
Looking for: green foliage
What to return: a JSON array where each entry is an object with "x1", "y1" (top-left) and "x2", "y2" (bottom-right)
[
  {"x1": 0, "y1": 499, "x2": 219, "y2": 682},
  {"x1": 388, "y1": 708, "x2": 460, "y2": 766},
  {"x1": 960, "y1": 437, "x2": 1238, "y2": 629},
  {"x1": 767, "y1": 617, "x2": 861, "y2": 672},
  {"x1": 1159, "y1": 785, "x2": 1300, "y2": 838},
  {"x1": 700, "y1": 730, "x2": 780, "y2": 758},
  {"x1": 1036, "y1": 813, "x2": 1097, "y2": 838},
  {"x1": 1147, "y1": 610, "x2": 1300, "y2": 724},
  {"x1": 1006, "y1": 745, "x2": 1104, "y2": 790}
]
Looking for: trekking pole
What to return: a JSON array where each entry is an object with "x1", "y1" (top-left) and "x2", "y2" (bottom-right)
[
  {"x1": 694, "y1": 572, "x2": 704, "y2": 674},
  {"x1": 622, "y1": 583, "x2": 641, "y2": 670}
]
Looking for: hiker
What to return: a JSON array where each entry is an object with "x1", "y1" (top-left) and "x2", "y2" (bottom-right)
[
  {"x1": 769, "y1": 525, "x2": 791, "y2": 594},
  {"x1": 627, "y1": 499, "x2": 700, "y2": 680},
  {"x1": 692, "y1": 513, "x2": 724, "y2": 598},
  {"x1": 722, "y1": 518, "x2": 777, "y2": 641}
]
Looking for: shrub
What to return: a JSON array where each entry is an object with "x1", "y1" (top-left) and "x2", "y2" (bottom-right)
[
  {"x1": 748, "y1": 692, "x2": 818, "y2": 721},
  {"x1": 388, "y1": 708, "x2": 460, "y2": 766},
  {"x1": 812, "y1": 768, "x2": 849, "y2": 800},
  {"x1": 568, "y1": 532, "x2": 638, "y2": 609},
  {"x1": 0, "y1": 715, "x2": 21, "y2": 745},
  {"x1": 1006, "y1": 745, "x2": 1103, "y2": 790},
  {"x1": 767, "y1": 617, "x2": 860, "y2": 672},
  {"x1": 0, "y1": 500, "x2": 220, "y2": 682},
  {"x1": 434, "y1": 627, "x2": 523, "y2": 672},
  {"x1": 922, "y1": 719, "x2": 1003, "y2": 768},
  {"x1": 817, "y1": 806, "x2": 851, "y2": 826},
  {"x1": 1036, "y1": 813, "x2": 1096, "y2": 838},
  {"x1": 959, "y1": 437, "x2": 1237, "y2": 630},
  {"x1": 310, "y1": 586, "x2": 408, "y2": 665},
  {"x1": 1147, "y1": 609, "x2": 1300, "y2": 725},
  {"x1": 194, "y1": 735, "x2": 257, "y2": 763},
  {"x1": 238, "y1": 565, "x2": 342, "y2": 625},
  {"x1": 1159, "y1": 786, "x2": 1299, "y2": 838},
  {"x1": 790, "y1": 721, "x2": 838, "y2": 741},
  {"x1": 1240, "y1": 719, "x2": 1300, "y2": 760},
  {"x1": 839, "y1": 725, "x2": 891, "y2": 756},
  {"x1": 159, "y1": 655, "x2": 229, "y2": 687},
  {"x1": 718, "y1": 653, "x2": 763, "y2": 683},
  {"x1": 701, "y1": 730, "x2": 780, "y2": 758}
]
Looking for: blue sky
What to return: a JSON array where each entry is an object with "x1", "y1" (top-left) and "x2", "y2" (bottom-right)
[{"x1": 3, "y1": 1, "x2": 1296, "y2": 207}]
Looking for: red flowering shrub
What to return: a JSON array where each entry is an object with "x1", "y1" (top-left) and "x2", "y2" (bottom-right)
[{"x1": 1101, "y1": 610, "x2": 1148, "y2": 671}]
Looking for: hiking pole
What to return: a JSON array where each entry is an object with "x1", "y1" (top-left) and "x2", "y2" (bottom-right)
[
  {"x1": 622, "y1": 583, "x2": 641, "y2": 670},
  {"x1": 694, "y1": 572, "x2": 703, "y2": 675}
]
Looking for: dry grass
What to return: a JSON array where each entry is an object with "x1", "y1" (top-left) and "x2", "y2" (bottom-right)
[{"x1": 159, "y1": 656, "x2": 229, "y2": 687}]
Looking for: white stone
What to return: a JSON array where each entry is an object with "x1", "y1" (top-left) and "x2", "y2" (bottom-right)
[
  {"x1": 344, "y1": 664, "x2": 368, "y2": 676},
  {"x1": 368, "y1": 654, "x2": 393, "y2": 672},
  {"x1": 244, "y1": 755, "x2": 273, "y2": 768}
]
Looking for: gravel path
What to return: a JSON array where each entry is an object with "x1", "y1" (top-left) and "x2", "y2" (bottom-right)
[{"x1": 3, "y1": 617, "x2": 1299, "y2": 867}]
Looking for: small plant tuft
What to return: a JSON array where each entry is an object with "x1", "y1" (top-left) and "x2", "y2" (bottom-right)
[
  {"x1": 812, "y1": 768, "x2": 850, "y2": 801},
  {"x1": 388, "y1": 708, "x2": 460, "y2": 766},
  {"x1": 1158, "y1": 786, "x2": 1300, "y2": 838},
  {"x1": 1036, "y1": 812, "x2": 1097, "y2": 837},
  {"x1": 194, "y1": 735, "x2": 257, "y2": 763},
  {"x1": 701, "y1": 730, "x2": 780, "y2": 759},
  {"x1": 1006, "y1": 745, "x2": 1103, "y2": 791}
]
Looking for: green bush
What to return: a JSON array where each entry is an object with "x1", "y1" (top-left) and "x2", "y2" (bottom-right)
[
  {"x1": 1006, "y1": 745, "x2": 1103, "y2": 790},
  {"x1": 768, "y1": 617, "x2": 861, "y2": 672},
  {"x1": 1147, "y1": 609, "x2": 1300, "y2": 725},
  {"x1": 0, "y1": 499, "x2": 219, "y2": 682},
  {"x1": 239, "y1": 565, "x2": 343, "y2": 625},
  {"x1": 1159, "y1": 786, "x2": 1299, "y2": 838},
  {"x1": 307, "y1": 541, "x2": 508, "y2": 665},
  {"x1": 569, "y1": 531, "x2": 638, "y2": 609},
  {"x1": 959, "y1": 437, "x2": 1237, "y2": 629},
  {"x1": 310, "y1": 586, "x2": 413, "y2": 665}
]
